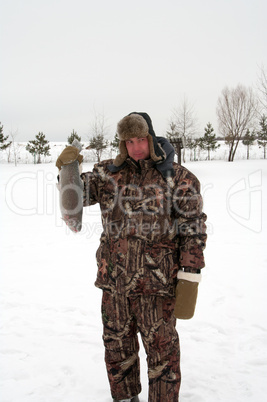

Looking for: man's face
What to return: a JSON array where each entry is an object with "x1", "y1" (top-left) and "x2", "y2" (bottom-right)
[{"x1": 125, "y1": 137, "x2": 150, "y2": 162}]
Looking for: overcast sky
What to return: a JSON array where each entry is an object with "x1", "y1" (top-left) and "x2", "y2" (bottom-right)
[{"x1": 1, "y1": 0, "x2": 266, "y2": 142}]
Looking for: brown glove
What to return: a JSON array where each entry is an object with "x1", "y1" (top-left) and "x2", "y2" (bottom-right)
[
  {"x1": 56, "y1": 146, "x2": 83, "y2": 170},
  {"x1": 174, "y1": 271, "x2": 201, "y2": 319}
]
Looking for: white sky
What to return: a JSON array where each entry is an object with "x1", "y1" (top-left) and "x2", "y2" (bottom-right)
[{"x1": 1, "y1": 0, "x2": 266, "y2": 142}]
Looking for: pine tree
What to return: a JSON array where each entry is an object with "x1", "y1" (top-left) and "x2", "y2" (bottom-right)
[
  {"x1": 67, "y1": 129, "x2": 81, "y2": 145},
  {"x1": 199, "y1": 122, "x2": 220, "y2": 160},
  {"x1": 257, "y1": 115, "x2": 267, "y2": 159},
  {"x1": 242, "y1": 129, "x2": 255, "y2": 159},
  {"x1": 26, "y1": 132, "x2": 51, "y2": 163},
  {"x1": 89, "y1": 133, "x2": 108, "y2": 162},
  {"x1": 186, "y1": 137, "x2": 200, "y2": 161},
  {"x1": 0, "y1": 122, "x2": 11, "y2": 151},
  {"x1": 110, "y1": 132, "x2": 119, "y2": 150}
]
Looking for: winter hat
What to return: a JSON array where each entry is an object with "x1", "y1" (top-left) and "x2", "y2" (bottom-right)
[{"x1": 113, "y1": 112, "x2": 165, "y2": 167}]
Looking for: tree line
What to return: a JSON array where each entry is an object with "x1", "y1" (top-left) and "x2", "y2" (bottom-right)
[
  {"x1": 166, "y1": 66, "x2": 267, "y2": 162},
  {"x1": 1, "y1": 116, "x2": 266, "y2": 164},
  {"x1": 1, "y1": 66, "x2": 267, "y2": 163}
]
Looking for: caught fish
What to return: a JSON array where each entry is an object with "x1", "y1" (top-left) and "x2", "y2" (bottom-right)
[{"x1": 59, "y1": 140, "x2": 83, "y2": 232}]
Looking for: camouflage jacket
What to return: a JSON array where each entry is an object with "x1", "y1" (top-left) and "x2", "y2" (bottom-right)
[{"x1": 81, "y1": 158, "x2": 207, "y2": 297}]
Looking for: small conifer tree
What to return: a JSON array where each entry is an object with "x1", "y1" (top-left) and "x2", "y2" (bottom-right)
[
  {"x1": 186, "y1": 137, "x2": 200, "y2": 161},
  {"x1": 26, "y1": 132, "x2": 51, "y2": 163},
  {"x1": 110, "y1": 132, "x2": 119, "y2": 151},
  {"x1": 67, "y1": 129, "x2": 81, "y2": 145},
  {"x1": 0, "y1": 122, "x2": 11, "y2": 151},
  {"x1": 89, "y1": 133, "x2": 108, "y2": 162},
  {"x1": 257, "y1": 115, "x2": 267, "y2": 159},
  {"x1": 242, "y1": 129, "x2": 255, "y2": 159},
  {"x1": 199, "y1": 122, "x2": 220, "y2": 160}
]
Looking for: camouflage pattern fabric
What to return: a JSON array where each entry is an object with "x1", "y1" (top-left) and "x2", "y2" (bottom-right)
[
  {"x1": 102, "y1": 291, "x2": 180, "y2": 401},
  {"x1": 81, "y1": 158, "x2": 207, "y2": 296},
  {"x1": 81, "y1": 157, "x2": 206, "y2": 400}
]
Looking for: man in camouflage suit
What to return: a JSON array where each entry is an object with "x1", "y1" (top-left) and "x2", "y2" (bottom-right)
[{"x1": 56, "y1": 112, "x2": 207, "y2": 402}]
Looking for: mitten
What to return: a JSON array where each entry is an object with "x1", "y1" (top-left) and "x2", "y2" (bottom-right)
[
  {"x1": 56, "y1": 146, "x2": 83, "y2": 170},
  {"x1": 174, "y1": 271, "x2": 201, "y2": 319}
]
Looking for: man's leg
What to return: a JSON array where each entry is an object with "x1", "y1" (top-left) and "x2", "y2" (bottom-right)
[
  {"x1": 131, "y1": 295, "x2": 181, "y2": 402},
  {"x1": 102, "y1": 291, "x2": 142, "y2": 400}
]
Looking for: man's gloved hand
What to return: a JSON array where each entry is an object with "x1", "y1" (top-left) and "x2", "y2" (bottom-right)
[
  {"x1": 56, "y1": 146, "x2": 83, "y2": 170},
  {"x1": 174, "y1": 271, "x2": 202, "y2": 319}
]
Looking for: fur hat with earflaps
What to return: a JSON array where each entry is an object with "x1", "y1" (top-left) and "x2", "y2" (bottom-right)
[{"x1": 113, "y1": 112, "x2": 165, "y2": 167}]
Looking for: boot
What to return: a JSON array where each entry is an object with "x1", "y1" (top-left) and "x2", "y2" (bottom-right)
[{"x1": 113, "y1": 396, "x2": 139, "y2": 402}]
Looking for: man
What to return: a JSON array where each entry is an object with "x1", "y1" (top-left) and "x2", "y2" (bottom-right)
[{"x1": 56, "y1": 112, "x2": 207, "y2": 402}]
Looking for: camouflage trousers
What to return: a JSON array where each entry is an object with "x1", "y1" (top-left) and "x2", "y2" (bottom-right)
[{"x1": 101, "y1": 291, "x2": 181, "y2": 401}]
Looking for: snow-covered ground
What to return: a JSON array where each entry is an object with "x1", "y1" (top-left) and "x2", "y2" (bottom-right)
[{"x1": 0, "y1": 156, "x2": 267, "y2": 401}]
